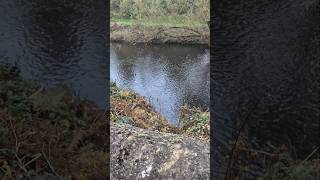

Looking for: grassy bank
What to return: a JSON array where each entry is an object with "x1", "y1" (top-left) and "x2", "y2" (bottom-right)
[
  {"x1": 110, "y1": 82, "x2": 210, "y2": 141},
  {"x1": 111, "y1": 0, "x2": 209, "y2": 22},
  {"x1": 0, "y1": 64, "x2": 108, "y2": 179},
  {"x1": 110, "y1": 0, "x2": 209, "y2": 44}
]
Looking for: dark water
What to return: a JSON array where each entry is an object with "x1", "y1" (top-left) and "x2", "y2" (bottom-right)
[
  {"x1": 0, "y1": 0, "x2": 108, "y2": 108},
  {"x1": 211, "y1": 0, "x2": 320, "y2": 178},
  {"x1": 111, "y1": 43, "x2": 209, "y2": 124}
]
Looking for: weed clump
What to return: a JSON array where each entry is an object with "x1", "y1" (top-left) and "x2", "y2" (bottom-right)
[
  {"x1": 111, "y1": 82, "x2": 176, "y2": 133},
  {"x1": 179, "y1": 105, "x2": 210, "y2": 141}
]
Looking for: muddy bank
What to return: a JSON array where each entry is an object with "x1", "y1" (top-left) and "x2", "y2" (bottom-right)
[
  {"x1": 111, "y1": 24, "x2": 210, "y2": 45},
  {"x1": 0, "y1": 64, "x2": 108, "y2": 179}
]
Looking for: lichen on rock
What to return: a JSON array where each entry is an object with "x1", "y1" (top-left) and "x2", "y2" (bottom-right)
[{"x1": 110, "y1": 122, "x2": 210, "y2": 179}]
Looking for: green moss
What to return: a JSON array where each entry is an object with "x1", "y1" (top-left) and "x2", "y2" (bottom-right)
[{"x1": 114, "y1": 116, "x2": 134, "y2": 125}]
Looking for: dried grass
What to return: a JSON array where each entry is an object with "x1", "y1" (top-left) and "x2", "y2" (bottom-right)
[
  {"x1": 0, "y1": 65, "x2": 108, "y2": 179},
  {"x1": 110, "y1": 82, "x2": 210, "y2": 141}
]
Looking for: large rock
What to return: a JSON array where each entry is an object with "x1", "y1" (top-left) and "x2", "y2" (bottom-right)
[{"x1": 110, "y1": 123, "x2": 210, "y2": 180}]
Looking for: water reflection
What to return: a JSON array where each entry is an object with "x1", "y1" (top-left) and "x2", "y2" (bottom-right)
[
  {"x1": 0, "y1": 0, "x2": 108, "y2": 108},
  {"x1": 111, "y1": 43, "x2": 209, "y2": 124}
]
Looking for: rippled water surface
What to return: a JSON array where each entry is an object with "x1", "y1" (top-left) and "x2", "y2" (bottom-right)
[
  {"x1": 212, "y1": 0, "x2": 319, "y2": 178},
  {"x1": 111, "y1": 43, "x2": 209, "y2": 124},
  {"x1": 0, "y1": 0, "x2": 209, "y2": 124},
  {"x1": 0, "y1": 0, "x2": 108, "y2": 107}
]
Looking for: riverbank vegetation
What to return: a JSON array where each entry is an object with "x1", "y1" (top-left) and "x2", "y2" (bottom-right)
[
  {"x1": 0, "y1": 64, "x2": 108, "y2": 179},
  {"x1": 218, "y1": 113, "x2": 320, "y2": 178},
  {"x1": 110, "y1": 0, "x2": 210, "y2": 44},
  {"x1": 111, "y1": 0, "x2": 209, "y2": 22},
  {"x1": 223, "y1": 133, "x2": 320, "y2": 179},
  {"x1": 110, "y1": 82, "x2": 210, "y2": 142}
]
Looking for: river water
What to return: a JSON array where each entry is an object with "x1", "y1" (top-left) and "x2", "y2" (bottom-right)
[
  {"x1": 0, "y1": 0, "x2": 108, "y2": 108},
  {"x1": 111, "y1": 43, "x2": 210, "y2": 124},
  {"x1": 0, "y1": 0, "x2": 209, "y2": 124}
]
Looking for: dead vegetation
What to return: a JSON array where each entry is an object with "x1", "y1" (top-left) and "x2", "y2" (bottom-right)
[
  {"x1": 178, "y1": 106, "x2": 210, "y2": 142},
  {"x1": 0, "y1": 64, "x2": 108, "y2": 179},
  {"x1": 110, "y1": 82, "x2": 210, "y2": 142},
  {"x1": 221, "y1": 132, "x2": 320, "y2": 179},
  {"x1": 110, "y1": 82, "x2": 177, "y2": 133}
]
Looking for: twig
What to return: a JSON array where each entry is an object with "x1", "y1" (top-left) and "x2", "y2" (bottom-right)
[
  {"x1": 41, "y1": 146, "x2": 58, "y2": 176},
  {"x1": 48, "y1": 140, "x2": 52, "y2": 161},
  {"x1": 28, "y1": 87, "x2": 43, "y2": 98},
  {"x1": 224, "y1": 98, "x2": 261, "y2": 180},
  {"x1": 301, "y1": 146, "x2": 319, "y2": 164},
  {"x1": 15, "y1": 154, "x2": 28, "y2": 173},
  {"x1": 24, "y1": 153, "x2": 42, "y2": 167},
  {"x1": 239, "y1": 148, "x2": 279, "y2": 157},
  {"x1": 9, "y1": 118, "x2": 19, "y2": 153}
]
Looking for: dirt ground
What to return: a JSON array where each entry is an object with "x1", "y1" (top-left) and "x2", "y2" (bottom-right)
[{"x1": 111, "y1": 24, "x2": 210, "y2": 45}]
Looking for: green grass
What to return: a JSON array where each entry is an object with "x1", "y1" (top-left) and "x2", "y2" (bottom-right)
[
  {"x1": 111, "y1": 17, "x2": 207, "y2": 28},
  {"x1": 111, "y1": 17, "x2": 135, "y2": 26}
]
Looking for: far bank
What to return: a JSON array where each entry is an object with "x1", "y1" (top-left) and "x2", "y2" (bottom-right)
[{"x1": 110, "y1": 18, "x2": 210, "y2": 45}]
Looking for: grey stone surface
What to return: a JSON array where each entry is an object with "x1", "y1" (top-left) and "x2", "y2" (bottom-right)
[{"x1": 110, "y1": 123, "x2": 210, "y2": 180}]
